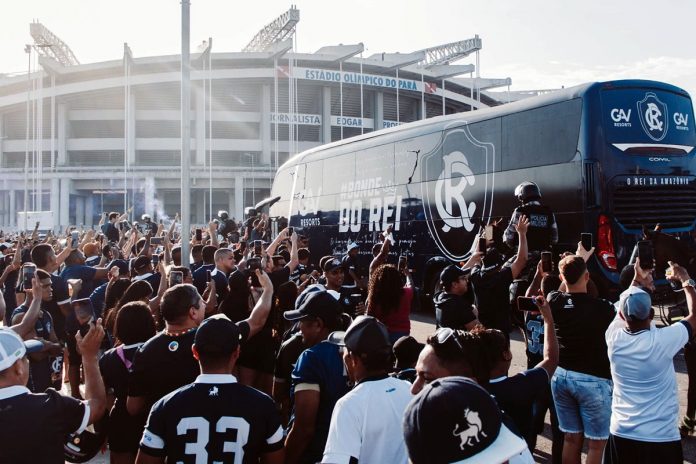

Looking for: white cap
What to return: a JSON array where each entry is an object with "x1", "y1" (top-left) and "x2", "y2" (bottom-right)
[{"x1": 0, "y1": 328, "x2": 43, "y2": 372}]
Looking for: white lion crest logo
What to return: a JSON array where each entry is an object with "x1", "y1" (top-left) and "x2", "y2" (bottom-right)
[
  {"x1": 452, "y1": 407, "x2": 487, "y2": 449},
  {"x1": 209, "y1": 386, "x2": 219, "y2": 397}
]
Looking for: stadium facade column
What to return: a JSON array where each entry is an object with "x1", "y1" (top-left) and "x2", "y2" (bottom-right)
[
  {"x1": 57, "y1": 103, "x2": 67, "y2": 166},
  {"x1": 234, "y1": 175, "x2": 243, "y2": 220},
  {"x1": 195, "y1": 86, "x2": 205, "y2": 165},
  {"x1": 9, "y1": 190, "x2": 16, "y2": 227},
  {"x1": 261, "y1": 84, "x2": 271, "y2": 165},
  {"x1": 50, "y1": 179, "x2": 60, "y2": 227},
  {"x1": 374, "y1": 92, "x2": 384, "y2": 131},
  {"x1": 75, "y1": 196, "x2": 85, "y2": 227},
  {"x1": 127, "y1": 93, "x2": 136, "y2": 165},
  {"x1": 85, "y1": 194, "x2": 94, "y2": 226},
  {"x1": 197, "y1": 190, "x2": 206, "y2": 224},
  {"x1": 321, "y1": 86, "x2": 331, "y2": 143},
  {"x1": 413, "y1": 101, "x2": 421, "y2": 121},
  {"x1": 59, "y1": 178, "x2": 70, "y2": 227},
  {"x1": 2, "y1": 192, "x2": 8, "y2": 227}
]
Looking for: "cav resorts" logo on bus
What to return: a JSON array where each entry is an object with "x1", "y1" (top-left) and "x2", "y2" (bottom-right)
[
  {"x1": 637, "y1": 92, "x2": 669, "y2": 141},
  {"x1": 421, "y1": 125, "x2": 495, "y2": 261}
]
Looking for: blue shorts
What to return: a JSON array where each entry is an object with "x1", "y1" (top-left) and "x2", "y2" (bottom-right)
[{"x1": 551, "y1": 366, "x2": 612, "y2": 440}]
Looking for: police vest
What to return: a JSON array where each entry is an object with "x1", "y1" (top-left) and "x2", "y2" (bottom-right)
[{"x1": 516, "y1": 204, "x2": 553, "y2": 251}]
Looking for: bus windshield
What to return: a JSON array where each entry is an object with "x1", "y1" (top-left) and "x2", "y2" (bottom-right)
[{"x1": 601, "y1": 87, "x2": 696, "y2": 152}]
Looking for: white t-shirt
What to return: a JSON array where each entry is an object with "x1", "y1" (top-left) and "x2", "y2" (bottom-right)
[
  {"x1": 606, "y1": 317, "x2": 690, "y2": 442},
  {"x1": 322, "y1": 376, "x2": 412, "y2": 464}
]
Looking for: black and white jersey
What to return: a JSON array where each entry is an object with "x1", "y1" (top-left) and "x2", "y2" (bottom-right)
[
  {"x1": 140, "y1": 374, "x2": 283, "y2": 463},
  {"x1": 0, "y1": 386, "x2": 89, "y2": 464},
  {"x1": 129, "y1": 322, "x2": 250, "y2": 408}
]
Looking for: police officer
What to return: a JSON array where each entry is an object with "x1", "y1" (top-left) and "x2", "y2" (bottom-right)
[
  {"x1": 505, "y1": 182, "x2": 557, "y2": 326},
  {"x1": 217, "y1": 210, "x2": 238, "y2": 241},
  {"x1": 504, "y1": 182, "x2": 557, "y2": 253},
  {"x1": 141, "y1": 214, "x2": 158, "y2": 235}
]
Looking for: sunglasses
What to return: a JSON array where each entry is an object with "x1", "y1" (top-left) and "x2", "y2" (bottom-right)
[{"x1": 432, "y1": 327, "x2": 465, "y2": 354}]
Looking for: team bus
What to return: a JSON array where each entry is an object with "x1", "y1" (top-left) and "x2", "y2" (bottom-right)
[{"x1": 269, "y1": 80, "x2": 696, "y2": 299}]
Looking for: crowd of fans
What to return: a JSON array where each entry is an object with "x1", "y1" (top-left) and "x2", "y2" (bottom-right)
[{"x1": 0, "y1": 202, "x2": 693, "y2": 464}]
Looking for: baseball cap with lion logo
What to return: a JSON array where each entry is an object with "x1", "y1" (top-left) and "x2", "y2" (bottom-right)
[{"x1": 403, "y1": 376, "x2": 527, "y2": 463}]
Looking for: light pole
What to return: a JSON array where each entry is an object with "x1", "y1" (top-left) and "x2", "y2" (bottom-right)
[
  {"x1": 23, "y1": 45, "x2": 31, "y2": 232},
  {"x1": 180, "y1": 0, "x2": 192, "y2": 266}
]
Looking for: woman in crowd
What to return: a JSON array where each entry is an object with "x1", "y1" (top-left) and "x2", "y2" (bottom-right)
[
  {"x1": 102, "y1": 277, "x2": 132, "y2": 338},
  {"x1": 99, "y1": 301, "x2": 157, "y2": 464},
  {"x1": 219, "y1": 269, "x2": 275, "y2": 395},
  {"x1": 367, "y1": 264, "x2": 414, "y2": 344}
]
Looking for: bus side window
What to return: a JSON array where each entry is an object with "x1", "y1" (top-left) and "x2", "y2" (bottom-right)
[
  {"x1": 322, "y1": 153, "x2": 355, "y2": 196},
  {"x1": 502, "y1": 98, "x2": 582, "y2": 171},
  {"x1": 356, "y1": 145, "x2": 394, "y2": 190}
]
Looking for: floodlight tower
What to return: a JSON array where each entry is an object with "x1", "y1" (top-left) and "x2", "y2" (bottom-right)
[
  {"x1": 243, "y1": 6, "x2": 300, "y2": 52},
  {"x1": 414, "y1": 36, "x2": 482, "y2": 67},
  {"x1": 29, "y1": 21, "x2": 79, "y2": 66}
]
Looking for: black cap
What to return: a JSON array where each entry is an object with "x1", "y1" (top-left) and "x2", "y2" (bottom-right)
[
  {"x1": 283, "y1": 286, "x2": 341, "y2": 323},
  {"x1": 107, "y1": 259, "x2": 130, "y2": 276},
  {"x1": 328, "y1": 315, "x2": 391, "y2": 356},
  {"x1": 440, "y1": 265, "x2": 469, "y2": 288},
  {"x1": 194, "y1": 314, "x2": 241, "y2": 356},
  {"x1": 133, "y1": 255, "x2": 151, "y2": 271},
  {"x1": 403, "y1": 376, "x2": 527, "y2": 464},
  {"x1": 323, "y1": 258, "x2": 342, "y2": 272},
  {"x1": 393, "y1": 336, "x2": 425, "y2": 370}
]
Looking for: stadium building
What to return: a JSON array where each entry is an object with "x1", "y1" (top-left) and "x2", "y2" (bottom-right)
[{"x1": 0, "y1": 10, "x2": 511, "y2": 229}]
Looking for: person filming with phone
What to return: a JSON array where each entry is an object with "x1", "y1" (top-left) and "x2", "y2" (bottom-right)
[
  {"x1": 547, "y1": 243, "x2": 614, "y2": 464},
  {"x1": 470, "y1": 216, "x2": 529, "y2": 334},
  {"x1": 602, "y1": 255, "x2": 696, "y2": 463}
]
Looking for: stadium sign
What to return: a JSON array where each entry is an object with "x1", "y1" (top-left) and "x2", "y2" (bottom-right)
[
  {"x1": 279, "y1": 66, "x2": 439, "y2": 95},
  {"x1": 271, "y1": 112, "x2": 401, "y2": 129},
  {"x1": 270, "y1": 112, "x2": 322, "y2": 126}
]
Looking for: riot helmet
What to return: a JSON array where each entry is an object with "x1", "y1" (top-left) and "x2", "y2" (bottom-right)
[
  {"x1": 514, "y1": 182, "x2": 541, "y2": 203},
  {"x1": 218, "y1": 210, "x2": 229, "y2": 220}
]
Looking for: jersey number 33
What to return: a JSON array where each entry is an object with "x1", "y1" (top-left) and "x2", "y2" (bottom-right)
[{"x1": 178, "y1": 416, "x2": 250, "y2": 464}]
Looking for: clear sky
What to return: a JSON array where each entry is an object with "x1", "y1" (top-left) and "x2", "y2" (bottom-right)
[{"x1": 2, "y1": 0, "x2": 695, "y2": 97}]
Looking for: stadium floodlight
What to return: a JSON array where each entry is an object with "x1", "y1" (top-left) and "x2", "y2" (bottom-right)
[
  {"x1": 414, "y1": 36, "x2": 482, "y2": 67},
  {"x1": 243, "y1": 6, "x2": 300, "y2": 52},
  {"x1": 29, "y1": 21, "x2": 79, "y2": 66}
]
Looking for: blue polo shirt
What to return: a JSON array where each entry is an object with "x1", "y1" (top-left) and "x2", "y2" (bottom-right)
[{"x1": 290, "y1": 341, "x2": 349, "y2": 464}]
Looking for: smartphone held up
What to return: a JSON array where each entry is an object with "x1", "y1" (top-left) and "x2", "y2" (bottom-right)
[
  {"x1": 517, "y1": 296, "x2": 542, "y2": 314},
  {"x1": 637, "y1": 240, "x2": 654, "y2": 270},
  {"x1": 22, "y1": 263, "x2": 36, "y2": 290},
  {"x1": 72, "y1": 298, "x2": 96, "y2": 326}
]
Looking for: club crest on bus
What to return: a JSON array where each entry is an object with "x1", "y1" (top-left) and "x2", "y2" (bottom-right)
[
  {"x1": 637, "y1": 92, "x2": 668, "y2": 141},
  {"x1": 422, "y1": 125, "x2": 495, "y2": 261},
  {"x1": 435, "y1": 152, "x2": 476, "y2": 233}
]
